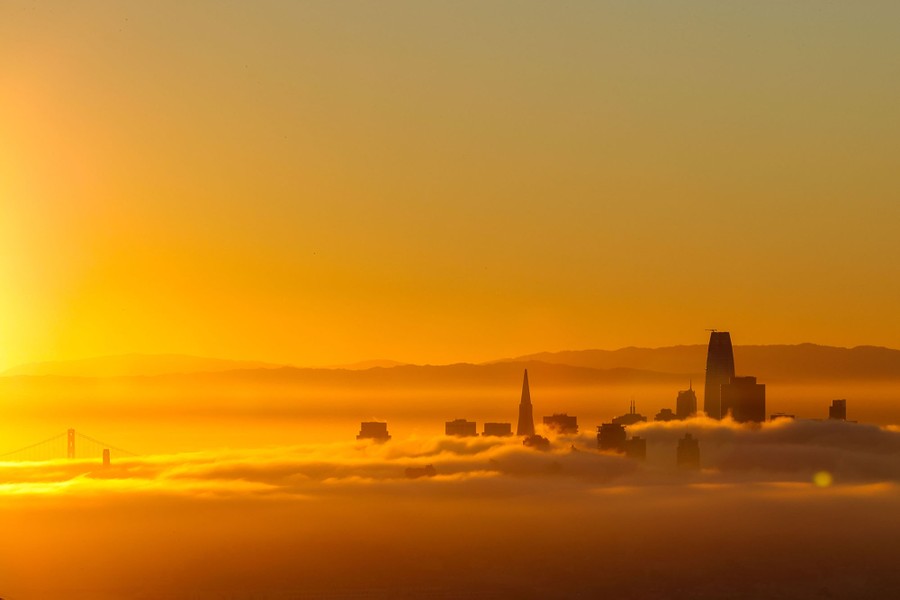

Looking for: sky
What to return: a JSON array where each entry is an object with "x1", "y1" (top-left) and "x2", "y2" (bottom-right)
[{"x1": 2, "y1": 1, "x2": 900, "y2": 369}]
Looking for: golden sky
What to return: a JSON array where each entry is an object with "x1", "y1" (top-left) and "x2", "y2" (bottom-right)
[{"x1": 2, "y1": 1, "x2": 900, "y2": 369}]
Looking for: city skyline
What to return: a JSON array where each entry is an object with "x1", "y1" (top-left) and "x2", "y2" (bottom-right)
[{"x1": 3, "y1": 2, "x2": 900, "y2": 598}]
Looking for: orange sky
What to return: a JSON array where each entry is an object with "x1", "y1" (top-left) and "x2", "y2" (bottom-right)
[{"x1": 2, "y1": 2, "x2": 900, "y2": 369}]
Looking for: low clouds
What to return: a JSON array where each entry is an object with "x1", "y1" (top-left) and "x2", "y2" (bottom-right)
[
  {"x1": 1, "y1": 417, "x2": 898, "y2": 499},
  {"x1": 1, "y1": 419, "x2": 900, "y2": 599}
]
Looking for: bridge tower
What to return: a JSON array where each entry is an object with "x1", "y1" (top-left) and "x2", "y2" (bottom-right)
[
  {"x1": 102, "y1": 448, "x2": 110, "y2": 467},
  {"x1": 67, "y1": 429, "x2": 75, "y2": 459}
]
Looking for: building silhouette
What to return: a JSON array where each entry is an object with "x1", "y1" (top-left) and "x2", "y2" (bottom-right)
[
  {"x1": 516, "y1": 369, "x2": 535, "y2": 436},
  {"x1": 654, "y1": 408, "x2": 677, "y2": 422},
  {"x1": 611, "y1": 400, "x2": 647, "y2": 426},
  {"x1": 445, "y1": 419, "x2": 477, "y2": 437},
  {"x1": 405, "y1": 464, "x2": 437, "y2": 479},
  {"x1": 704, "y1": 331, "x2": 735, "y2": 419},
  {"x1": 523, "y1": 434, "x2": 550, "y2": 450},
  {"x1": 543, "y1": 413, "x2": 578, "y2": 434},
  {"x1": 721, "y1": 376, "x2": 766, "y2": 423},
  {"x1": 597, "y1": 423, "x2": 627, "y2": 453},
  {"x1": 357, "y1": 421, "x2": 391, "y2": 442},
  {"x1": 677, "y1": 433, "x2": 700, "y2": 469},
  {"x1": 624, "y1": 436, "x2": 647, "y2": 460},
  {"x1": 770, "y1": 413, "x2": 795, "y2": 420},
  {"x1": 829, "y1": 399, "x2": 847, "y2": 421},
  {"x1": 483, "y1": 422, "x2": 513, "y2": 437},
  {"x1": 676, "y1": 384, "x2": 698, "y2": 420}
]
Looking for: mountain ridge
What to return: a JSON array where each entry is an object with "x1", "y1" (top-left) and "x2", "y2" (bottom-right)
[{"x1": 5, "y1": 343, "x2": 900, "y2": 382}]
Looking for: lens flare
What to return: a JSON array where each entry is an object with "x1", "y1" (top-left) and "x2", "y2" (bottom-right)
[{"x1": 813, "y1": 471, "x2": 833, "y2": 488}]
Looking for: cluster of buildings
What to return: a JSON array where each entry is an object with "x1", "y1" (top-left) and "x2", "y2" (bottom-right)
[{"x1": 357, "y1": 331, "x2": 853, "y2": 470}]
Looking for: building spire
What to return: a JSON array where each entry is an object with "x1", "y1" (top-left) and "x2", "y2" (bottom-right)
[{"x1": 516, "y1": 369, "x2": 535, "y2": 436}]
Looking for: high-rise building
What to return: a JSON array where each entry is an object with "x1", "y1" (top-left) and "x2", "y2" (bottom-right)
[
  {"x1": 483, "y1": 422, "x2": 513, "y2": 437},
  {"x1": 677, "y1": 433, "x2": 700, "y2": 469},
  {"x1": 516, "y1": 370, "x2": 535, "y2": 436},
  {"x1": 829, "y1": 399, "x2": 847, "y2": 421},
  {"x1": 445, "y1": 419, "x2": 477, "y2": 437},
  {"x1": 611, "y1": 400, "x2": 647, "y2": 426},
  {"x1": 676, "y1": 383, "x2": 698, "y2": 420},
  {"x1": 597, "y1": 423, "x2": 627, "y2": 453},
  {"x1": 704, "y1": 331, "x2": 735, "y2": 419},
  {"x1": 357, "y1": 422, "x2": 391, "y2": 442},
  {"x1": 543, "y1": 413, "x2": 578, "y2": 434},
  {"x1": 624, "y1": 436, "x2": 647, "y2": 460},
  {"x1": 721, "y1": 376, "x2": 766, "y2": 423}
]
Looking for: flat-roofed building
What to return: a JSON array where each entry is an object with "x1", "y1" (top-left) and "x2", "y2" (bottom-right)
[
  {"x1": 445, "y1": 419, "x2": 477, "y2": 437},
  {"x1": 543, "y1": 413, "x2": 578, "y2": 434},
  {"x1": 829, "y1": 399, "x2": 847, "y2": 421},
  {"x1": 598, "y1": 423, "x2": 627, "y2": 453},
  {"x1": 482, "y1": 422, "x2": 513, "y2": 437},
  {"x1": 357, "y1": 421, "x2": 391, "y2": 442}
]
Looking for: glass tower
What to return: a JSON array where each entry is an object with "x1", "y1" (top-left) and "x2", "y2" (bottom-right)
[{"x1": 703, "y1": 331, "x2": 735, "y2": 419}]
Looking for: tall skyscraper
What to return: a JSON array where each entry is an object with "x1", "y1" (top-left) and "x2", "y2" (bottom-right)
[
  {"x1": 703, "y1": 331, "x2": 735, "y2": 419},
  {"x1": 516, "y1": 369, "x2": 535, "y2": 436},
  {"x1": 676, "y1": 383, "x2": 698, "y2": 420},
  {"x1": 721, "y1": 376, "x2": 766, "y2": 423}
]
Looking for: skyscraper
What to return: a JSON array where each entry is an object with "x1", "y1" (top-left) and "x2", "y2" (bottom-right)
[
  {"x1": 516, "y1": 369, "x2": 535, "y2": 436},
  {"x1": 597, "y1": 423, "x2": 627, "y2": 453},
  {"x1": 703, "y1": 331, "x2": 735, "y2": 419},
  {"x1": 676, "y1": 383, "x2": 698, "y2": 420},
  {"x1": 677, "y1": 433, "x2": 700, "y2": 469},
  {"x1": 721, "y1": 376, "x2": 766, "y2": 423},
  {"x1": 829, "y1": 399, "x2": 847, "y2": 421}
]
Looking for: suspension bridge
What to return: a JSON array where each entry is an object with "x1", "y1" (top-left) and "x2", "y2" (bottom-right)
[{"x1": 0, "y1": 429, "x2": 137, "y2": 464}]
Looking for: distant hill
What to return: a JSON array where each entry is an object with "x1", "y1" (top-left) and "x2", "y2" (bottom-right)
[
  {"x1": 192, "y1": 361, "x2": 685, "y2": 389},
  {"x1": 500, "y1": 344, "x2": 900, "y2": 382},
  {"x1": 324, "y1": 359, "x2": 407, "y2": 370},
  {"x1": 2, "y1": 354, "x2": 287, "y2": 378},
  {"x1": 0, "y1": 360, "x2": 688, "y2": 400},
  {"x1": 5, "y1": 343, "x2": 900, "y2": 383}
]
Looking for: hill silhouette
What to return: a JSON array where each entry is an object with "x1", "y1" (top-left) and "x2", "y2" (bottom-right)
[
  {"x1": 5, "y1": 344, "x2": 900, "y2": 384},
  {"x1": 2, "y1": 354, "x2": 286, "y2": 378},
  {"x1": 500, "y1": 344, "x2": 900, "y2": 382}
]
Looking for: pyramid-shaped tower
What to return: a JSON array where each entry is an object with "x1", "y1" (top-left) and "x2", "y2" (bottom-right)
[{"x1": 516, "y1": 369, "x2": 535, "y2": 436}]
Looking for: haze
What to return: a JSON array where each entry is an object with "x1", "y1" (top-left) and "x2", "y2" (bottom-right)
[
  {"x1": 3, "y1": 2, "x2": 900, "y2": 599},
  {"x1": 3, "y1": 1, "x2": 900, "y2": 369}
]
